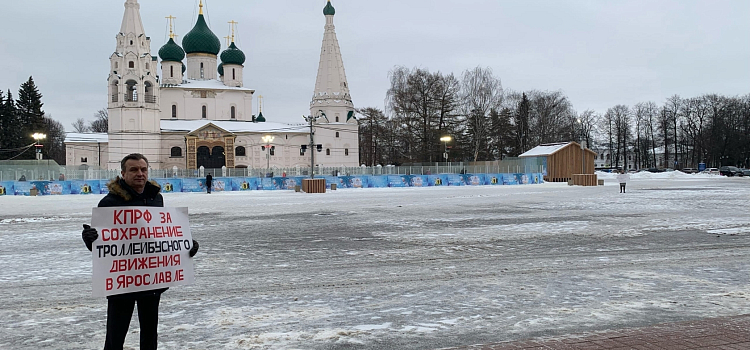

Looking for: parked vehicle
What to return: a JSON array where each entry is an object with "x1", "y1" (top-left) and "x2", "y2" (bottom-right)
[
  {"x1": 719, "y1": 166, "x2": 743, "y2": 177},
  {"x1": 743, "y1": 169, "x2": 750, "y2": 177},
  {"x1": 701, "y1": 168, "x2": 720, "y2": 175},
  {"x1": 646, "y1": 168, "x2": 665, "y2": 173},
  {"x1": 682, "y1": 168, "x2": 698, "y2": 174}
]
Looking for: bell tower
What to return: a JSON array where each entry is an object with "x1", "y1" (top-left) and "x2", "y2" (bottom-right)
[
  {"x1": 107, "y1": 0, "x2": 162, "y2": 169},
  {"x1": 310, "y1": 0, "x2": 355, "y2": 124}
]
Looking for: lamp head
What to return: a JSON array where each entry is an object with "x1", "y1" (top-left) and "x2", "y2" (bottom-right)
[{"x1": 440, "y1": 136, "x2": 452, "y2": 142}]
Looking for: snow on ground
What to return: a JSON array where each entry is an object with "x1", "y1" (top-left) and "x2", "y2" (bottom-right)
[{"x1": 1, "y1": 175, "x2": 749, "y2": 349}]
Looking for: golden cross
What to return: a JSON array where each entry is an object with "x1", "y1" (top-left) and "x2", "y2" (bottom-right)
[
  {"x1": 166, "y1": 15, "x2": 177, "y2": 39},
  {"x1": 223, "y1": 35, "x2": 231, "y2": 47},
  {"x1": 228, "y1": 20, "x2": 238, "y2": 42}
]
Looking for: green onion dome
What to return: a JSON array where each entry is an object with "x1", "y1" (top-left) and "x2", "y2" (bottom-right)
[
  {"x1": 220, "y1": 42, "x2": 246, "y2": 66},
  {"x1": 218, "y1": 63, "x2": 224, "y2": 76},
  {"x1": 182, "y1": 14, "x2": 221, "y2": 55},
  {"x1": 158, "y1": 38, "x2": 185, "y2": 62},
  {"x1": 324, "y1": 1, "x2": 335, "y2": 16},
  {"x1": 256, "y1": 112, "x2": 266, "y2": 122}
]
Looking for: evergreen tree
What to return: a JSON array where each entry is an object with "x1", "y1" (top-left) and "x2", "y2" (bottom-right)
[
  {"x1": 515, "y1": 93, "x2": 531, "y2": 154},
  {"x1": 1, "y1": 90, "x2": 24, "y2": 155},
  {"x1": 0, "y1": 90, "x2": 5, "y2": 149},
  {"x1": 16, "y1": 77, "x2": 45, "y2": 159}
]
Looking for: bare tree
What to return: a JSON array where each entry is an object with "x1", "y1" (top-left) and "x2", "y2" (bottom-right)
[
  {"x1": 90, "y1": 108, "x2": 108, "y2": 133},
  {"x1": 71, "y1": 118, "x2": 89, "y2": 133},
  {"x1": 460, "y1": 66, "x2": 503, "y2": 161}
]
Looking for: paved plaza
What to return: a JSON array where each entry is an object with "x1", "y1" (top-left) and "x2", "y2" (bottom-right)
[{"x1": 1, "y1": 175, "x2": 749, "y2": 349}]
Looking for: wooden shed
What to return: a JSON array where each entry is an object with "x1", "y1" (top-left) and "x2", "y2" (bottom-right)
[{"x1": 519, "y1": 142, "x2": 597, "y2": 182}]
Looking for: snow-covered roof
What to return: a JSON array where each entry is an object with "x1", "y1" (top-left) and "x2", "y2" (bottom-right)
[
  {"x1": 64, "y1": 133, "x2": 109, "y2": 143},
  {"x1": 518, "y1": 142, "x2": 571, "y2": 157},
  {"x1": 161, "y1": 79, "x2": 255, "y2": 92},
  {"x1": 160, "y1": 120, "x2": 309, "y2": 134}
]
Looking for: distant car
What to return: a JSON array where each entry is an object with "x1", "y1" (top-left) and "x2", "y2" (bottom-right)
[
  {"x1": 743, "y1": 169, "x2": 750, "y2": 177},
  {"x1": 702, "y1": 168, "x2": 720, "y2": 175},
  {"x1": 682, "y1": 168, "x2": 698, "y2": 174},
  {"x1": 646, "y1": 168, "x2": 665, "y2": 173},
  {"x1": 719, "y1": 166, "x2": 743, "y2": 177}
]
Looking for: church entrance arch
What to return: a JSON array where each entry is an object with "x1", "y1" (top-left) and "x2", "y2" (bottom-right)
[
  {"x1": 196, "y1": 145, "x2": 226, "y2": 169},
  {"x1": 186, "y1": 123, "x2": 236, "y2": 170}
]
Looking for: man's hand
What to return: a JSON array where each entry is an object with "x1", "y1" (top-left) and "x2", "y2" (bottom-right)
[
  {"x1": 82, "y1": 224, "x2": 98, "y2": 251},
  {"x1": 189, "y1": 239, "x2": 199, "y2": 257}
]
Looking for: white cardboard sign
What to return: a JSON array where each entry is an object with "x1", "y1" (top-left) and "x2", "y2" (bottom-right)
[{"x1": 90, "y1": 207, "x2": 194, "y2": 297}]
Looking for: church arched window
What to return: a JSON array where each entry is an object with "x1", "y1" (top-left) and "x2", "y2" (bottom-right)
[
  {"x1": 125, "y1": 80, "x2": 137, "y2": 102},
  {"x1": 129, "y1": 61, "x2": 134, "y2": 69},
  {"x1": 235, "y1": 146, "x2": 246, "y2": 157},
  {"x1": 202, "y1": 105, "x2": 207, "y2": 119},
  {"x1": 336, "y1": 116, "x2": 339, "y2": 122},
  {"x1": 170, "y1": 66, "x2": 174, "y2": 78},
  {"x1": 232, "y1": 69, "x2": 235, "y2": 80},
  {"x1": 171, "y1": 104, "x2": 177, "y2": 118},
  {"x1": 200, "y1": 62, "x2": 204, "y2": 79},
  {"x1": 335, "y1": 132, "x2": 339, "y2": 138},
  {"x1": 170, "y1": 147, "x2": 182, "y2": 157},
  {"x1": 326, "y1": 148, "x2": 330, "y2": 156},
  {"x1": 144, "y1": 81, "x2": 154, "y2": 103},
  {"x1": 111, "y1": 81, "x2": 119, "y2": 102},
  {"x1": 230, "y1": 106, "x2": 236, "y2": 119},
  {"x1": 345, "y1": 149, "x2": 349, "y2": 156}
]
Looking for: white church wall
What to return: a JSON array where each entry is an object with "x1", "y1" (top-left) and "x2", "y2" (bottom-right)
[
  {"x1": 159, "y1": 88, "x2": 252, "y2": 121},
  {"x1": 66, "y1": 143, "x2": 109, "y2": 169},
  {"x1": 186, "y1": 54, "x2": 217, "y2": 80}
]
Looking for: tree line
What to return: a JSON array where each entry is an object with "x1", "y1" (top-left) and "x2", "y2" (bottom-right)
[
  {"x1": 0, "y1": 77, "x2": 66, "y2": 164},
  {"x1": 358, "y1": 66, "x2": 750, "y2": 169}
]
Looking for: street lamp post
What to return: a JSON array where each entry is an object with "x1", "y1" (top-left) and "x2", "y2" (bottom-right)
[
  {"x1": 576, "y1": 119, "x2": 585, "y2": 174},
  {"x1": 440, "y1": 136, "x2": 452, "y2": 162},
  {"x1": 32, "y1": 133, "x2": 46, "y2": 161},
  {"x1": 262, "y1": 135, "x2": 274, "y2": 177}
]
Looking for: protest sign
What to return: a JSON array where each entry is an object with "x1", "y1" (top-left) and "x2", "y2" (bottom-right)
[{"x1": 90, "y1": 207, "x2": 194, "y2": 297}]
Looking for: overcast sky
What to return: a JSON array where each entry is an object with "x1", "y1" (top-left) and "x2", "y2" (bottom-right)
[{"x1": 1, "y1": 0, "x2": 748, "y2": 132}]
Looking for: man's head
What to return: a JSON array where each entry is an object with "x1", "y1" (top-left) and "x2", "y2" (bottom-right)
[{"x1": 120, "y1": 153, "x2": 149, "y2": 193}]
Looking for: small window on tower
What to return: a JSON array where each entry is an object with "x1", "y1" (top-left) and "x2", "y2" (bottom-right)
[
  {"x1": 172, "y1": 104, "x2": 177, "y2": 118},
  {"x1": 232, "y1": 69, "x2": 235, "y2": 80},
  {"x1": 200, "y1": 63, "x2": 204, "y2": 79},
  {"x1": 326, "y1": 149, "x2": 330, "y2": 156},
  {"x1": 129, "y1": 61, "x2": 134, "y2": 68},
  {"x1": 202, "y1": 105, "x2": 207, "y2": 119},
  {"x1": 335, "y1": 132, "x2": 339, "y2": 138},
  {"x1": 130, "y1": 40, "x2": 133, "y2": 45},
  {"x1": 230, "y1": 106, "x2": 236, "y2": 119},
  {"x1": 81, "y1": 157, "x2": 88, "y2": 163},
  {"x1": 146, "y1": 63, "x2": 149, "y2": 70},
  {"x1": 170, "y1": 66, "x2": 174, "y2": 78},
  {"x1": 336, "y1": 116, "x2": 339, "y2": 122},
  {"x1": 345, "y1": 149, "x2": 349, "y2": 156}
]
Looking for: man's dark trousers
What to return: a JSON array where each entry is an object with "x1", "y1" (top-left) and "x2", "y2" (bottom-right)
[{"x1": 104, "y1": 294, "x2": 160, "y2": 350}]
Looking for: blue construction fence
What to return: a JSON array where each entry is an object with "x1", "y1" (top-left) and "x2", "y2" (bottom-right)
[{"x1": 0, "y1": 173, "x2": 543, "y2": 196}]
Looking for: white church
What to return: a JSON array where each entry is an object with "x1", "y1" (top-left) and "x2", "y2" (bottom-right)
[{"x1": 65, "y1": 0, "x2": 359, "y2": 171}]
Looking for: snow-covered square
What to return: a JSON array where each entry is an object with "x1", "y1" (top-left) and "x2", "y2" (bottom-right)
[{"x1": 1, "y1": 173, "x2": 749, "y2": 349}]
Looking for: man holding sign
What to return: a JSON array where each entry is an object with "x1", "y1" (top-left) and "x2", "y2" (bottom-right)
[{"x1": 81, "y1": 153, "x2": 199, "y2": 350}]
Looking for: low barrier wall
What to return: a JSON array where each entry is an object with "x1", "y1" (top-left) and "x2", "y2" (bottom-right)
[{"x1": 0, "y1": 173, "x2": 544, "y2": 196}]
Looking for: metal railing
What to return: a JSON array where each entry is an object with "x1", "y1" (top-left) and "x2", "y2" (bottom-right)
[{"x1": 1, "y1": 163, "x2": 546, "y2": 182}]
